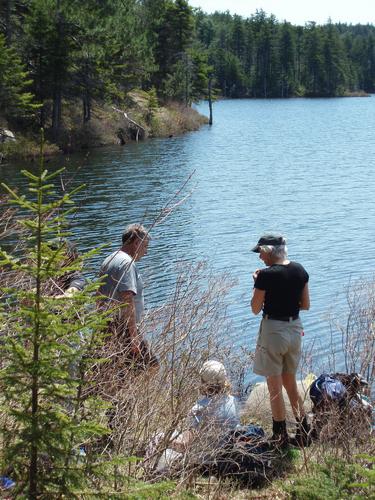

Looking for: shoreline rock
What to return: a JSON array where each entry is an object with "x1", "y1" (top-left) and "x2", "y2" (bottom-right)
[{"x1": 0, "y1": 129, "x2": 16, "y2": 143}]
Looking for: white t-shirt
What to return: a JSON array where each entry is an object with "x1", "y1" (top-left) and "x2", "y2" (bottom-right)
[{"x1": 189, "y1": 394, "x2": 240, "y2": 430}]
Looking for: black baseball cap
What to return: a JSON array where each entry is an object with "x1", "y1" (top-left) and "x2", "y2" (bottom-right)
[{"x1": 251, "y1": 234, "x2": 285, "y2": 252}]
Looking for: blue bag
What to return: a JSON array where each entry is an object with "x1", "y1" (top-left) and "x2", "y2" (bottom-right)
[{"x1": 233, "y1": 423, "x2": 265, "y2": 440}]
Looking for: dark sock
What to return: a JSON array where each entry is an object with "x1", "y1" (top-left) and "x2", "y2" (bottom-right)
[{"x1": 272, "y1": 419, "x2": 287, "y2": 435}]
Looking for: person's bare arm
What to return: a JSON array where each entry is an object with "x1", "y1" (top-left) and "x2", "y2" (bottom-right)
[
  {"x1": 299, "y1": 283, "x2": 310, "y2": 310},
  {"x1": 118, "y1": 290, "x2": 141, "y2": 354},
  {"x1": 251, "y1": 288, "x2": 265, "y2": 315},
  {"x1": 169, "y1": 430, "x2": 195, "y2": 453}
]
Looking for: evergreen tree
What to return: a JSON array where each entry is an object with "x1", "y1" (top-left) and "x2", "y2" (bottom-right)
[
  {"x1": 210, "y1": 47, "x2": 245, "y2": 97},
  {"x1": 22, "y1": 0, "x2": 76, "y2": 133},
  {"x1": 171, "y1": 0, "x2": 194, "y2": 54},
  {"x1": 243, "y1": 19, "x2": 255, "y2": 85},
  {"x1": 252, "y1": 12, "x2": 278, "y2": 97},
  {"x1": 0, "y1": 0, "x2": 30, "y2": 46},
  {"x1": 0, "y1": 141, "x2": 175, "y2": 497},
  {"x1": 278, "y1": 22, "x2": 296, "y2": 97},
  {"x1": 362, "y1": 34, "x2": 375, "y2": 92},
  {"x1": 294, "y1": 25, "x2": 304, "y2": 89},
  {"x1": 143, "y1": 0, "x2": 193, "y2": 95},
  {"x1": 0, "y1": 33, "x2": 38, "y2": 120},
  {"x1": 303, "y1": 22, "x2": 326, "y2": 96},
  {"x1": 322, "y1": 21, "x2": 348, "y2": 96},
  {"x1": 229, "y1": 14, "x2": 245, "y2": 62},
  {"x1": 194, "y1": 8, "x2": 215, "y2": 48},
  {"x1": 0, "y1": 148, "x2": 108, "y2": 496},
  {"x1": 102, "y1": 0, "x2": 154, "y2": 97}
]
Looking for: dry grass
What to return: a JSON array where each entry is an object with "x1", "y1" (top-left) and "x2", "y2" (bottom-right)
[
  {"x1": 89, "y1": 263, "x2": 250, "y2": 467},
  {"x1": 0, "y1": 135, "x2": 60, "y2": 159},
  {"x1": 86, "y1": 260, "x2": 287, "y2": 496},
  {"x1": 85, "y1": 264, "x2": 374, "y2": 499},
  {"x1": 151, "y1": 103, "x2": 208, "y2": 137},
  {"x1": 339, "y1": 278, "x2": 375, "y2": 386}
]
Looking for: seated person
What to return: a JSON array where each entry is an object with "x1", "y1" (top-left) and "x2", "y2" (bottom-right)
[
  {"x1": 48, "y1": 239, "x2": 86, "y2": 298},
  {"x1": 189, "y1": 359, "x2": 240, "y2": 430},
  {"x1": 154, "y1": 360, "x2": 240, "y2": 472}
]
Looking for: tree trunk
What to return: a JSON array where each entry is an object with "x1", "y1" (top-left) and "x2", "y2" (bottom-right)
[
  {"x1": 52, "y1": 88, "x2": 62, "y2": 141},
  {"x1": 52, "y1": 0, "x2": 63, "y2": 140},
  {"x1": 82, "y1": 90, "x2": 91, "y2": 123},
  {"x1": 208, "y1": 77, "x2": 213, "y2": 125},
  {"x1": 184, "y1": 53, "x2": 190, "y2": 107},
  {"x1": 5, "y1": 0, "x2": 12, "y2": 45},
  {"x1": 83, "y1": 98, "x2": 87, "y2": 125},
  {"x1": 86, "y1": 92, "x2": 91, "y2": 122}
]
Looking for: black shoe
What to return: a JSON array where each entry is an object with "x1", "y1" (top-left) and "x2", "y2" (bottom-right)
[
  {"x1": 290, "y1": 416, "x2": 312, "y2": 447},
  {"x1": 271, "y1": 419, "x2": 289, "y2": 450}
]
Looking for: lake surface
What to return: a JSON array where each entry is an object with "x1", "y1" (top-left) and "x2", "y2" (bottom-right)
[{"x1": 2, "y1": 97, "x2": 375, "y2": 378}]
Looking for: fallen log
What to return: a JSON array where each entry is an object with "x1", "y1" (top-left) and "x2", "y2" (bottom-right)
[{"x1": 112, "y1": 106, "x2": 146, "y2": 142}]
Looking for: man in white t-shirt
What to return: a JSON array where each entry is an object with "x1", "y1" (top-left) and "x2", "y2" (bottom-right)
[{"x1": 99, "y1": 223, "x2": 158, "y2": 369}]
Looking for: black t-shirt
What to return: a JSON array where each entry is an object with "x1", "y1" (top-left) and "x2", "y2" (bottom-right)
[{"x1": 254, "y1": 261, "x2": 309, "y2": 317}]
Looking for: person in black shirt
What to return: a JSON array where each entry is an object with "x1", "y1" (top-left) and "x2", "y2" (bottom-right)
[{"x1": 250, "y1": 234, "x2": 310, "y2": 448}]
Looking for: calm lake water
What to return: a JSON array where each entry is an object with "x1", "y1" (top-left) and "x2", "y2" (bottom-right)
[{"x1": 2, "y1": 97, "x2": 375, "y2": 378}]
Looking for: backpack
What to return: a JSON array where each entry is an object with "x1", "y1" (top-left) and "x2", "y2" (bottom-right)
[
  {"x1": 213, "y1": 424, "x2": 272, "y2": 486},
  {"x1": 309, "y1": 372, "x2": 372, "y2": 442},
  {"x1": 309, "y1": 373, "x2": 347, "y2": 408}
]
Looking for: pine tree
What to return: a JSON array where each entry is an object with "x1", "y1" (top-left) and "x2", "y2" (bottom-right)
[
  {"x1": 278, "y1": 22, "x2": 296, "y2": 97},
  {"x1": 229, "y1": 15, "x2": 245, "y2": 62},
  {"x1": 322, "y1": 21, "x2": 348, "y2": 96},
  {"x1": 194, "y1": 9, "x2": 215, "y2": 48},
  {"x1": 0, "y1": 136, "x2": 176, "y2": 497},
  {"x1": 22, "y1": 0, "x2": 76, "y2": 132},
  {"x1": 302, "y1": 22, "x2": 326, "y2": 96},
  {"x1": 362, "y1": 34, "x2": 375, "y2": 92},
  {"x1": 0, "y1": 33, "x2": 38, "y2": 120},
  {"x1": 0, "y1": 138, "x2": 108, "y2": 496},
  {"x1": 252, "y1": 12, "x2": 278, "y2": 97}
]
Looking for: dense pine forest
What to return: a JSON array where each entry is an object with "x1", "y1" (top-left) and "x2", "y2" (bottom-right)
[{"x1": 1, "y1": 0, "x2": 375, "y2": 147}]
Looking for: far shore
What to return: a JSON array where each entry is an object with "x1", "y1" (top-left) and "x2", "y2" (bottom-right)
[
  {"x1": 0, "y1": 97, "x2": 208, "y2": 162},
  {"x1": 1, "y1": 90, "x2": 371, "y2": 163}
]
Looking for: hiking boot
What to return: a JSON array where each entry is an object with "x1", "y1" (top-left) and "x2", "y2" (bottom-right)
[
  {"x1": 271, "y1": 419, "x2": 289, "y2": 450},
  {"x1": 290, "y1": 416, "x2": 312, "y2": 447}
]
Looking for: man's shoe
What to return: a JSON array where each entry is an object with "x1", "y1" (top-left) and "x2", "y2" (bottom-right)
[
  {"x1": 290, "y1": 416, "x2": 312, "y2": 447},
  {"x1": 271, "y1": 419, "x2": 289, "y2": 450}
]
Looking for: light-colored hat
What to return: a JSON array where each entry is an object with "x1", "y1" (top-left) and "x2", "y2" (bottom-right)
[{"x1": 200, "y1": 360, "x2": 227, "y2": 386}]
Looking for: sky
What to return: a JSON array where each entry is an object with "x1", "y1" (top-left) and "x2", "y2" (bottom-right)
[{"x1": 188, "y1": 0, "x2": 375, "y2": 26}]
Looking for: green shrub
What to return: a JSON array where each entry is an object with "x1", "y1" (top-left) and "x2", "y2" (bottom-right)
[
  {"x1": 285, "y1": 454, "x2": 375, "y2": 500},
  {"x1": 0, "y1": 133, "x2": 174, "y2": 497},
  {"x1": 350, "y1": 453, "x2": 375, "y2": 497}
]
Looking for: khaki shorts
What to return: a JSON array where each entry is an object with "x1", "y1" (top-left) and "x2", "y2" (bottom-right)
[{"x1": 253, "y1": 318, "x2": 303, "y2": 377}]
